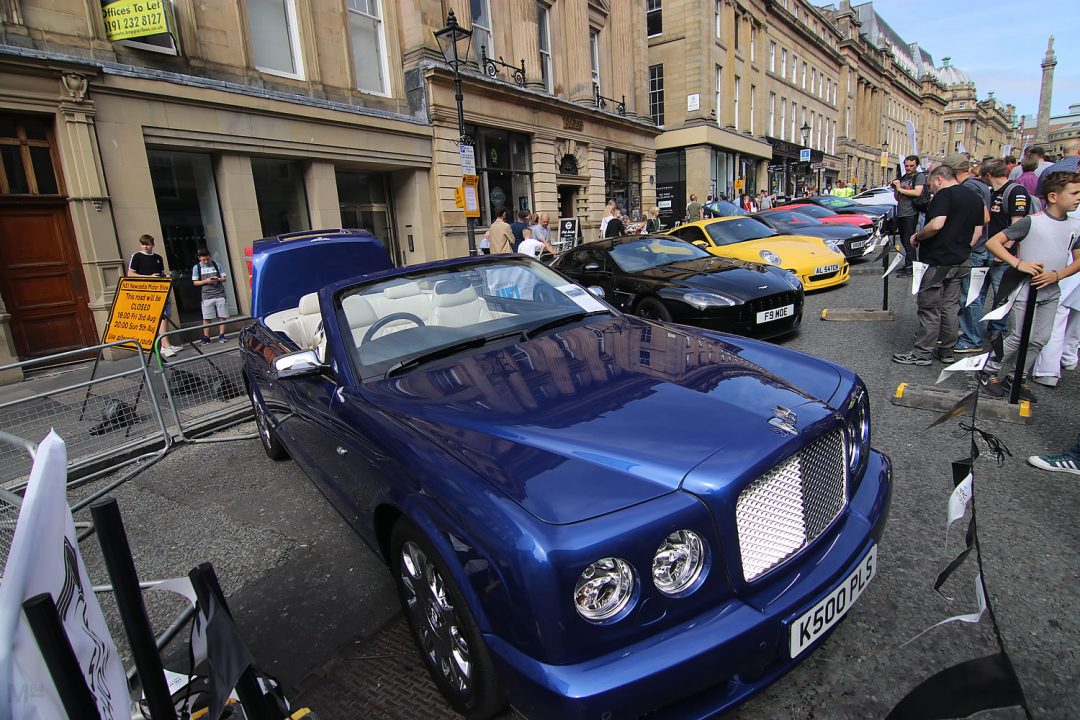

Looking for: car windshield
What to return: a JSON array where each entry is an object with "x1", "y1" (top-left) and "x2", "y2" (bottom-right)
[
  {"x1": 816, "y1": 196, "x2": 857, "y2": 209},
  {"x1": 704, "y1": 218, "x2": 776, "y2": 246},
  {"x1": 609, "y1": 237, "x2": 710, "y2": 272},
  {"x1": 789, "y1": 205, "x2": 833, "y2": 219},
  {"x1": 761, "y1": 211, "x2": 822, "y2": 230},
  {"x1": 337, "y1": 258, "x2": 610, "y2": 381}
]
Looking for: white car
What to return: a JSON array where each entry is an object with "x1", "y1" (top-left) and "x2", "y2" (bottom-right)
[{"x1": 850, "y1": 187, "x2": 897, "y2": 207}]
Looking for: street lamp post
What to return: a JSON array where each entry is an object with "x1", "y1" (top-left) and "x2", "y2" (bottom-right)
[
  {"x1": 880, "y1": 140, "x2": 889, "y2": 186},
  {"x1": 434, "y1": 11, "x2": 477, "y2": 255},
  {"x1": 800, "y1": 121, "x2": 811, "y2": 195}
]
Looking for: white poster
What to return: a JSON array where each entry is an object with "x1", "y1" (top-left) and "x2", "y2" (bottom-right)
[
  {"x1": 0, "y1": 432, "x2": 131, "y2": 719},
  {"x1": 980, "y1": 282, "x2": 1024, "y2": 322},
  {"x1": 911, "y1": 261, "x2": 928, "y2": 295},
  {"x1": 936, "y1": 352, "x2": 990, "y2": 385},
  {"x1": 965, "y1": 267, "x2": 988, "y2": 307}
]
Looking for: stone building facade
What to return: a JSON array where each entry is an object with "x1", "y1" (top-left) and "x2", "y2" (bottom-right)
[{"x1": 0, "y1": 0, "x2": 658, "y2": 372}]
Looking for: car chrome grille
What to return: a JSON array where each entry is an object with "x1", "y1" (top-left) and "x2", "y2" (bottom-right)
[{"x1": 735, "y1": 430, "x2": 847, "y2": 582}]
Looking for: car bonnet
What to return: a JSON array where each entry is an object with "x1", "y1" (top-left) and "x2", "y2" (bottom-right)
[{"x1": 359, "y1": 315, "x2": 838, "y2": 525}]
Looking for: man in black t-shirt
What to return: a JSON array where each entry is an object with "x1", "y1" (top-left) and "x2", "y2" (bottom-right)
[
  {"x1": 892, "y1": 165, "x2": 986, "y2": 365},
  {"x1": 127, "y1": 234, "x2": 178, "y2": 357},
  {"x1": 891, "y1": 155, "x2": 927, "y2": 275}
]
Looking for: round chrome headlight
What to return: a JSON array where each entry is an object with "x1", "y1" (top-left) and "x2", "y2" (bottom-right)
[
  {"x1": 574, "y1": 558, "x2": 635, "y2": 622},
  {"x1": 846, "y1": 390, "x2": 871, "y2": 472},
  {"x1": 652, "y1": 530, "x2": 708, "y2": 596},
  {"x1": 782, "y1": 270, "x2": 802, "y2": 290},
  {"x1": 759, "y1": 249, "x2": 782, "y2": 265}
]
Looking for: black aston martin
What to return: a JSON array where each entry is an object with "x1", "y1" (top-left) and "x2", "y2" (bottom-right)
[
  {"x1": 754, "y1": 209, "x2": 874, "y2": 260},
  {"x1": 551, "y1": 235, "x2": 804, "y2": 338}
]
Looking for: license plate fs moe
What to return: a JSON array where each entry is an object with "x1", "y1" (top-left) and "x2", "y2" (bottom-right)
[
  {"x1": 756, "y1": 304, "x2": 794, "y2": 324},
  {"x1": 814, "y1": 263, "x2": 841, "y2": 275},
  {"x1": 788, "y1": 544, "x2": 877, "y2": 658}
]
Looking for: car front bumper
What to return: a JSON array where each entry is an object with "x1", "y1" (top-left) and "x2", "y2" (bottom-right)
[{"x1": 487, "y1": 449, "x2": 892, "y2": 720}]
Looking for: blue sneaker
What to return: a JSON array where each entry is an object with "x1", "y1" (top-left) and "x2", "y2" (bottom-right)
[{"x1": 953, "y1": 344, "x2": 983, "y2": 354}]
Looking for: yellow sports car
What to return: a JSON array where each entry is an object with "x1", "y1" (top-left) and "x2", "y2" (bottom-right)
[{"x1": 667, "y1": 217, "x2": 849, "y2": 291}]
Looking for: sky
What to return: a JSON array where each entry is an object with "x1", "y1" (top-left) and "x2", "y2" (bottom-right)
[{"x1": 821, "y1": 0, "x2": 1079, "y2": 120}]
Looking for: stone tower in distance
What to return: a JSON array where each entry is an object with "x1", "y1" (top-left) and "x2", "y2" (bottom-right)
[{"x1": 1036, "y1": 36, "x2": 1056, "y2": 144}]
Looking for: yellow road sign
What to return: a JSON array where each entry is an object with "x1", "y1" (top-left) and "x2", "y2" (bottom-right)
[{"x1": 102, "y1": 277, "x2": 172, "y2": 352}]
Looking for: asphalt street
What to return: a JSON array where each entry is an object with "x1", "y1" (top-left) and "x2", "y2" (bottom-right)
[{"x1": 78, "y1": 257, "x2": 1079, "y2": 719}]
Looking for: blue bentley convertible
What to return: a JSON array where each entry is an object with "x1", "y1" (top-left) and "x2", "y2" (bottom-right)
[{"x1": 240, "y1": 229, "x2": 891, "y2": 720}]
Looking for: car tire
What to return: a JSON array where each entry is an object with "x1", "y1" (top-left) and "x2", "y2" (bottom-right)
[
  {"x1": 250, "y1": 386, "x2": 289, "y2": 461},
  {"x1": 636, "y1": 297, "x2": 673, "y2": 323},
  {"x1": 391, "y1": 519, "x2": 505, "y2": 719}
]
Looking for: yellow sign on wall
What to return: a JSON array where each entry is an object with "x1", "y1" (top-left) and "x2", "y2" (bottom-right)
[
  {"x1": 734, "y1": 178, "x2": 745, "y2": 191},
  {"x1": 101, "y1": 0, "x2": 169, "y2": 41},
  {"x1": 462, "y1": 175, "x2": 480, "y2": 219},
  {"x1": 102, "y1": 278, "x2": 172, "y2": 352}
]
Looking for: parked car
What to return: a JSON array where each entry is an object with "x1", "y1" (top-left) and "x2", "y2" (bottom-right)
[
  {"x1": 787, "y1": 195, "x2": 895, "y2": 233},
  {"x1": 241, "y1": 230, "x2": 891, "y2": 720},
  {"x1": 779, "y1": 202, "x2": 876, "y2": 231},
  {"x1": 851, "y1": 186, "x2": 898, "y2": 207},
  {"x1": 551, "y1": 235, "x2": 803, "y2": 338},
  {"x1": 668, "y1": 217, "x2": 849, "y2": 291},
  {"x1": 754, "y1": 209, "x2": 873, "y2": 260},
  {"x1": 701, "y1": 198, "x2": 747, "y2": 218}
]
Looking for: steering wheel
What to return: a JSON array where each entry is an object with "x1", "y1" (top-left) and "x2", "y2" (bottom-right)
[
  {"x1": 362, "y1": 312, "x2": 426, "y2": 343},
  {"x1": 534, "y1": 284, "x2": 561, "y2": 304}
]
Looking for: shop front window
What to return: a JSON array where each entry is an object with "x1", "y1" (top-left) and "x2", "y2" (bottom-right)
[
  {"x1": 604, "y1": 149, "x2": 642, "y2": 221},
  {"x1": 251, "y1": 157, "x2": 310, "y2": 237},
  {"x1": 148, "y1": 150, "x2": 236, "y2": 324},
  {"x1": 336, "y1": 170, "x2": 400, "y2": 266},
  {"x1": 465, "y1": 125, "x2": 533, "y2": 225}
]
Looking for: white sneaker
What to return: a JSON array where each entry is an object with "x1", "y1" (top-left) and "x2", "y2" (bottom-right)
[{"x1": 160, "y1": 345, "x2": 179, "y2": 358}]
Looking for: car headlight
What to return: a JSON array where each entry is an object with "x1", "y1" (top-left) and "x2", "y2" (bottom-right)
[
  {"x1": 574, "y1": 558, "x2": 635, "y2": 622},
  {"x1": 683, "y1": 291, "x2": 738, "y2": 310},
  {"x1": 652, "y1": 530, "x2": 708, "y2": 596},
  {"x1": 844, "y1": 387, "x2": 871, "y2": 475},
  {"x1": 823, "y1": 238, "x2": 842, "y2": 252},
  {"x1": 782, "y1": 270, "x2": 802, "y2": 290},
  {"x1": 759, "y1": 249, "x2": 782, "y2": 265}
]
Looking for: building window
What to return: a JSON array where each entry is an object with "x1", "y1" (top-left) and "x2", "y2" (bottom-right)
[
  {"x1": 649, "y1": 64, "x2": 665, "y2": 126},
  {"x1": 958, "y1": 101, "x2": 966, "y2": 109},
  {"x1": 733, "y1": 75, "x2": 740, "y2": 131},
  {"x1": 781, "y1": 48, "x2": 787, "y2": 77},
  {"x1": 472, "y1": 0, "x2": 494, "y2": 66},
  {"x1": 605, "y1": 149, "x2": 642, "y2": 219},
  {"x1": 733, "y1": 13, "x2": 740, "y2": 52},
  {"x1": 348, "y1": 0, "x2": 388, "y2": 94},
  {"x1": 769, "y1": 92, "x2": 776, "y2": 137},
  {"x1": 801, "y1": 61, "x2": 806, "y2": 89},
  {"x1": 715, "y1": 65, "x2": 722, "y2": 124},
  {"x1": 246, "y1": 0, "x2": 304, "y2": 77},
  {"x1": 811, "y1": 67, "x2": 815, "y2": 94},
  {"x1": 779, "y1": 96, "x2": 786, "y2": 140},
  {"x1": 791, "y1": 54, "x2": 797, "y2": 83},
  {"x1": 791, "y1": 100, "x2": 797, "y2": 142},
  {"x1": 465, "y1": 125, "x2": 533, "y2": 226},
  {"x1": 749, "y1": 27, "x2": 755, "y2": 61},
  {"x1": 956, "y1": 120, "x2": 964, "y2": 134},
  {"x1": 251, "y1": 157, "x2": 310, "y2": 236},
  {"x1": 590, "y1": 30, "x2": 601, "y2": 94},
  {"x1": 647, "y1": 0, "x2": 662, "y2": 37},
  {"x1": 537, "y1": 3, "x2": 553, "y2": 92},
  {"x1": 750, "y1": 84, "x2": 756, "y2": 134},
  {"x1": 0, "y1": 114, "x2": 61, "y2": 195},
  {"x1": 769, "y1": 41, "x2": 776, "y2": 72},
  {"x1": 714, "y1": 0, "x2": 722, "y2": 38},
  {"x1": 954, "y1": 140, "x2": 963, "y2": 152}
]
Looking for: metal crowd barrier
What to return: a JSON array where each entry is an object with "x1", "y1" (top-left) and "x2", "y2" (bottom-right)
[
  {"x1": 153, "y1": 317, "x2": 256, "y2": 443},
  {"x1": 0, "y1": 340, "x2": 171, "y2": 495}
]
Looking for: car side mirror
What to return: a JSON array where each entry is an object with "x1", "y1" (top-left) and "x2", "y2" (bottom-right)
[
  {"x1": 583, "y1": 262, "x2": 602, "y2": 272},
  {"x1": 587, "y1": 286, "x2": 606, "y2": 298},
  {"x1": 691, "y1": 240, "x2": 707, "y2": 248},
  {"x1": 273, "y1": 349, "x2": 327, "y2": 379}
]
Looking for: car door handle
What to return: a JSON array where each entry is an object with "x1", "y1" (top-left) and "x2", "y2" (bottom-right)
[{"x1": 336, "y1": 446, "x2": 347, "y2": 456}]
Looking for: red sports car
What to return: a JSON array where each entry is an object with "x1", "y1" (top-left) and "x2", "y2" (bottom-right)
[{"x1": 780, "y1": 204, "x2": 875, "y2": 231}]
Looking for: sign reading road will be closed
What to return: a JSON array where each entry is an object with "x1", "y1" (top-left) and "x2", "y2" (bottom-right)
[{"x1": 102, "y1": 278, "x2": 171, "y2": 352}]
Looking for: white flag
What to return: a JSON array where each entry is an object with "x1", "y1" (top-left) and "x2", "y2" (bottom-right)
[
  {"x1": 980, "y1": 281, "x2": 1024, "y2": 322},
  {"x1": 946, "y1": 473, "x2": 973, "y2": 539},
  {"x1": 911, "y1": 261, "x2": 928, "y2": 295},
  {"x1": 0, "y1": 432, "x2": 131, "y2": 719},
  {"x1": 936, "y1": 352, "x2": 990, "y2": 385},
  {"x1": 902, "y1": 574, "x2": 987, "y2": 647}
]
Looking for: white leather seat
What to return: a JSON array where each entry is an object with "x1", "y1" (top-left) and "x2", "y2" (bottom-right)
[
  {"x1": 343, "y1": 294, "x2": 378, "y2": 346},
  {"x1": 431, "y1": 280, "x2": 493, "y2": 327},
  {"x1": 283, "y1": 292, "x2": 323, "y2": 348}
]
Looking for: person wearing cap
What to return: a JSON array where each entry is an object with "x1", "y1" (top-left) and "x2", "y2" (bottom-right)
[
  {"x1": 892, "y1": 164, "x2": 986, "y2": 366},
  {"x1": 941, "y1": 154, "x2": 994, "y2": 355}
]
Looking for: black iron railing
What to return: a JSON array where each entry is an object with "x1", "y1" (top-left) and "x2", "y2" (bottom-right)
[
  {"x1": 480, "y1": 46, "x2": 526, "y2": 87},
  {"x1": 595, "y1": 86, "x2": 626, "y2": 116}
]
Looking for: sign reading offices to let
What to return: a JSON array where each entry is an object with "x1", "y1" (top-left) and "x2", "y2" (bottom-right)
[
  {"x1": 102, "y1": 278, "x2": 171, "y2": 351},
  {"x1": 101, "y1": 0, "x2": 168, "y2": 41}
]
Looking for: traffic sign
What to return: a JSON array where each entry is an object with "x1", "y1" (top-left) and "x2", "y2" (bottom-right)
[
  {"x1": 811, "y1": 162, "x2": 825, "y2": 170},
  {"x1": 799, "y1": 148, "x2": 811, "y2": 162},
  {"x1": 459, "y1": 144, "x2": 476, "y2": 176},
  {"x1": 102, "y1": 277, "x2": 172, "y2": 352}
]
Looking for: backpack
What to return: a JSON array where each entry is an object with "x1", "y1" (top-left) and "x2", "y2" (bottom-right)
[{"x1": 911, "y1": 176, "x2": 932, "y2": 213}]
